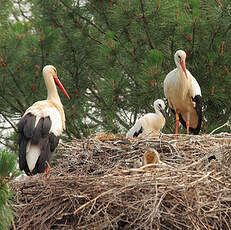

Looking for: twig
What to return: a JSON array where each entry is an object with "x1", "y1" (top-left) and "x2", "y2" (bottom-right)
[
  {"x1": 0, "y1": 112, "x2": 18, "y2": 132},
  {"x1": 73, "y1": 187, "x2": 117, "y2": 215},
  {"x1": 209, "y1": 121, "x2": 230, "y2": 135},
  {"x1": 11, "y1": 219, "x2": 17, "y2": 230}
]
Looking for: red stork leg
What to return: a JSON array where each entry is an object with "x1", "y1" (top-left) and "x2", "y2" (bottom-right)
[
  {"x1": 186, "y1": 113, "x2": 190, "y2": 135},
  {"x1": 175, "y1": 109, "x2": 179, "y2": 134},
  {"x1": 45, "y1": 162, "x2": 50, "y2": 178},
  {"x1": 186, "y1": 120, "x2": 190, "y2": 134}
]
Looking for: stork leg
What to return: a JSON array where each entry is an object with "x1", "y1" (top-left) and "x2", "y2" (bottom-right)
[
  {"x1": 45, "y1": 162, "x2": 50, "y2": 178},
  {"x1": 186, "y1": 113, "x2": 190, "y2": 135},
  {"x1": 175, "y1": 109, "x2": 180, "y2": 134},
  {"x1": 186, "y1": 121, "x2": 190, "y2": 134}
]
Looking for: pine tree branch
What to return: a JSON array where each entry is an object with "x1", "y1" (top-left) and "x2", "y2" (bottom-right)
[
  {"x1": 191, "y1": 17, "x2": 197, "y2": 59},
  {"x1": 87, "y1": 113, "x2": 106, "y2": 129},
  {"x1": 50, "y1": 16, "x2": 80, "y2": 70},
  {"x1": 59, "y1": 0, "x2": 104, "y2": 45},
  {"x1": 73, "y1": 18, "x2": 103, "y2": 45},
  {"x1": 82, "y1": 67, "x2": 109, "y2": 112},
  {"x1": 0, "y1": 112, "x2": 17, "y2": 133},
  {"x1": 122, "y1": 27, "x2": 135, "y2": 47},
  {"x1": 209, "y1": 25, "x2": 219, "y2": 50},
  {"x1": 0, "y1": 139, "x2": 15, "y2": 151},
  {"x1": 139, "y1": 0, "x2": 154, "y2": 49},
  {"x1": 8, "y1": 91, "x2": 26, "y2": 112},
  {"x1": 86, "y1": 0, "x2": 113, "y2": 31},
  {"x1": 225, "y1": 24, "x2": 231, "y2": 36},
  {"x1": 102, "y1": 10, "x2": 112, "y2": 31},
  {"x1": 114, "y1": 54, "x2": 137, "y2": 83},
  {"x1": 50, "y1": 17, "x2": 76, "y2": 55},
  {"x1": 65, "y1": 118, "x2": 82, "y2": 139},
  {"x1": 99, "y1": 3, "x2": 143, "y2": 65},
  {"x1": 86, "y1": 86, "x2": 107, "y2": 109},
  {"x1": 0, "y1": 54, "x2": 27, "y2": 101},
  {"x1": 115, "y1": 111, "x2": 130, "y2": 130},
  {"x1": 14, "y1": 0, "x2": 32, "y2": 21},
  {"x1": 60, "y1": 0, "x2": 105, "y2": 35},
  {"x1": 84, "y1": 74, "x2": 130, "y2": 130},
  {"x1": 85, "y1": 1, "x2": 144, "y2": 65},
  {"x1": 10, "y1": 9, "x2": 20, "y2": 22},
  {"x1": 121, "y1": 26, "x2": 146, "y2": 65},
  {"x1": 0, "y1": 94, "x2": 23, "y2": 114},
  {"x1": 84, "y1": 64, "x2": 106, "y2": 87},
  {"x1": 39, "y1": 28, "x2": 45, "y2": 68}
]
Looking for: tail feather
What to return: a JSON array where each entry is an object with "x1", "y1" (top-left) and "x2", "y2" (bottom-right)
[
  {"x1": 26, "y1": 143, "x2": 40, "y2": 173},
  {"x1": 18, "y1": 135, "x2": 27, "y2": 171},
  {"x1": 126, "y1": 121, "x2": 143, "y2": 138}
]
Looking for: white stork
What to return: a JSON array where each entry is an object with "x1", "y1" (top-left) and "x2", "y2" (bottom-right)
[
  {"x1": 18, "y1": 65, "x2": 70, "y2": 176},
  {"x1": 164, "y1": 50, "x2": 202, "y2": 135},
  {"x1": 126, "y1": 99, "x2": 166, "y2": 138}
]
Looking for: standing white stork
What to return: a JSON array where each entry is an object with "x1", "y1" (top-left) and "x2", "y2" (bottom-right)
[
  {"x1": 126, "y1": 99, "x2": 166, "y2": 138},
  {"x1": 18, "y1": 65, "x2": 70, "y2": 176},
  {"x1": 164, "y1": 50, "x2": 202, "y2": 135}
]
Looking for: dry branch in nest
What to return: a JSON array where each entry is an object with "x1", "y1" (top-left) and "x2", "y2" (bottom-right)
[{"x1": 12, "y1": 133, "x2": 231, "y2": 229}]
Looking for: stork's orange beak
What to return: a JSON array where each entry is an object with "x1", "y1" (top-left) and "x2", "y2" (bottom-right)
[
  {"x1": 180, "y1": 60, "x2": 188, "y2": 79},
  {"x1": 54, "y1": 77, "x2": 70, "y2": 99}
]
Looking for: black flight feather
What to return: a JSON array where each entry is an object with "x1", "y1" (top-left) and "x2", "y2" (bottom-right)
[
  {"x1": 49, "y1": 133, "x2": 60, "y2": 152},
  {"x1": 18, "y1": 113, "x2": 60, "y2": 176},
  {"x1": 133, "y1": 126, "x2": 144, "y2": 137},
  {"x1": 42, "y1": 117, "x2": 52, "y2": 137},
  {"x1": 31, "y1": 118, "x2": 44, "y2": 145},
  {"x1": 22, "y1": 113, "x2": 36, "y2": 139}
]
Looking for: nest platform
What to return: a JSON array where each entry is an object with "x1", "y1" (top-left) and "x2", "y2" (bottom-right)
[{"x1": 12, "y1": 133, "x2": 231, "y2": 229}]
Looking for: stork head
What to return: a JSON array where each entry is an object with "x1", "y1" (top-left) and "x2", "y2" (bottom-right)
[
  {"x1": 174, "y1": 50, "x2": 188, "y2": 79},
  {"x1": 43, "y1": 65, "x2": 70, "y2": 99},
  {"x1": 154, "y1": 99, "x2": 166, "y2": 118}
]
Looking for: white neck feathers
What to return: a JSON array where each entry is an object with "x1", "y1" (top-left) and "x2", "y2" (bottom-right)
[{"x1": 44, "y1": 71, "x2": 61, "y2": 103}]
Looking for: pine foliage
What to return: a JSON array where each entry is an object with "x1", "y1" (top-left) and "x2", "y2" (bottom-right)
[
  {"x1": 0, "y1": 0, "x2": 230, "y2": 142},
  {"x1": 0, "y1": 149, "x2": 20, "y2": 230}
]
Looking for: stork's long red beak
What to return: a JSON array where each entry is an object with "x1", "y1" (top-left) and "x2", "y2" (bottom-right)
[
  {"x1": 54, "y1": 77, "x2": 70, "y2": 99},
  {"x1": 180, "y1": 60, "x2": 188, "y2": 79}
]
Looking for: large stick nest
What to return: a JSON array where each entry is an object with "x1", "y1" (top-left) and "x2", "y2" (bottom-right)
[{"x1": 12, "y1": 134, "x2": 231, "y2": 229}]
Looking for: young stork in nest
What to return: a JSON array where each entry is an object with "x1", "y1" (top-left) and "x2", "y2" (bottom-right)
[
  {"x1": 126, "y1": 99, "x2": 166, "y2": 138},
  {"x1": 18, "y1": 65, "x2": 70, "y2": 176},
  {"x1": 164, "y1": 50, "x2": 202, "y2": 134}
]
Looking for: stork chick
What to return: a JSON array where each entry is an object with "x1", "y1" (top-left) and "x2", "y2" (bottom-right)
[{"x1": 126, "y1": 99, "x2": 166, "y2": 138}]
